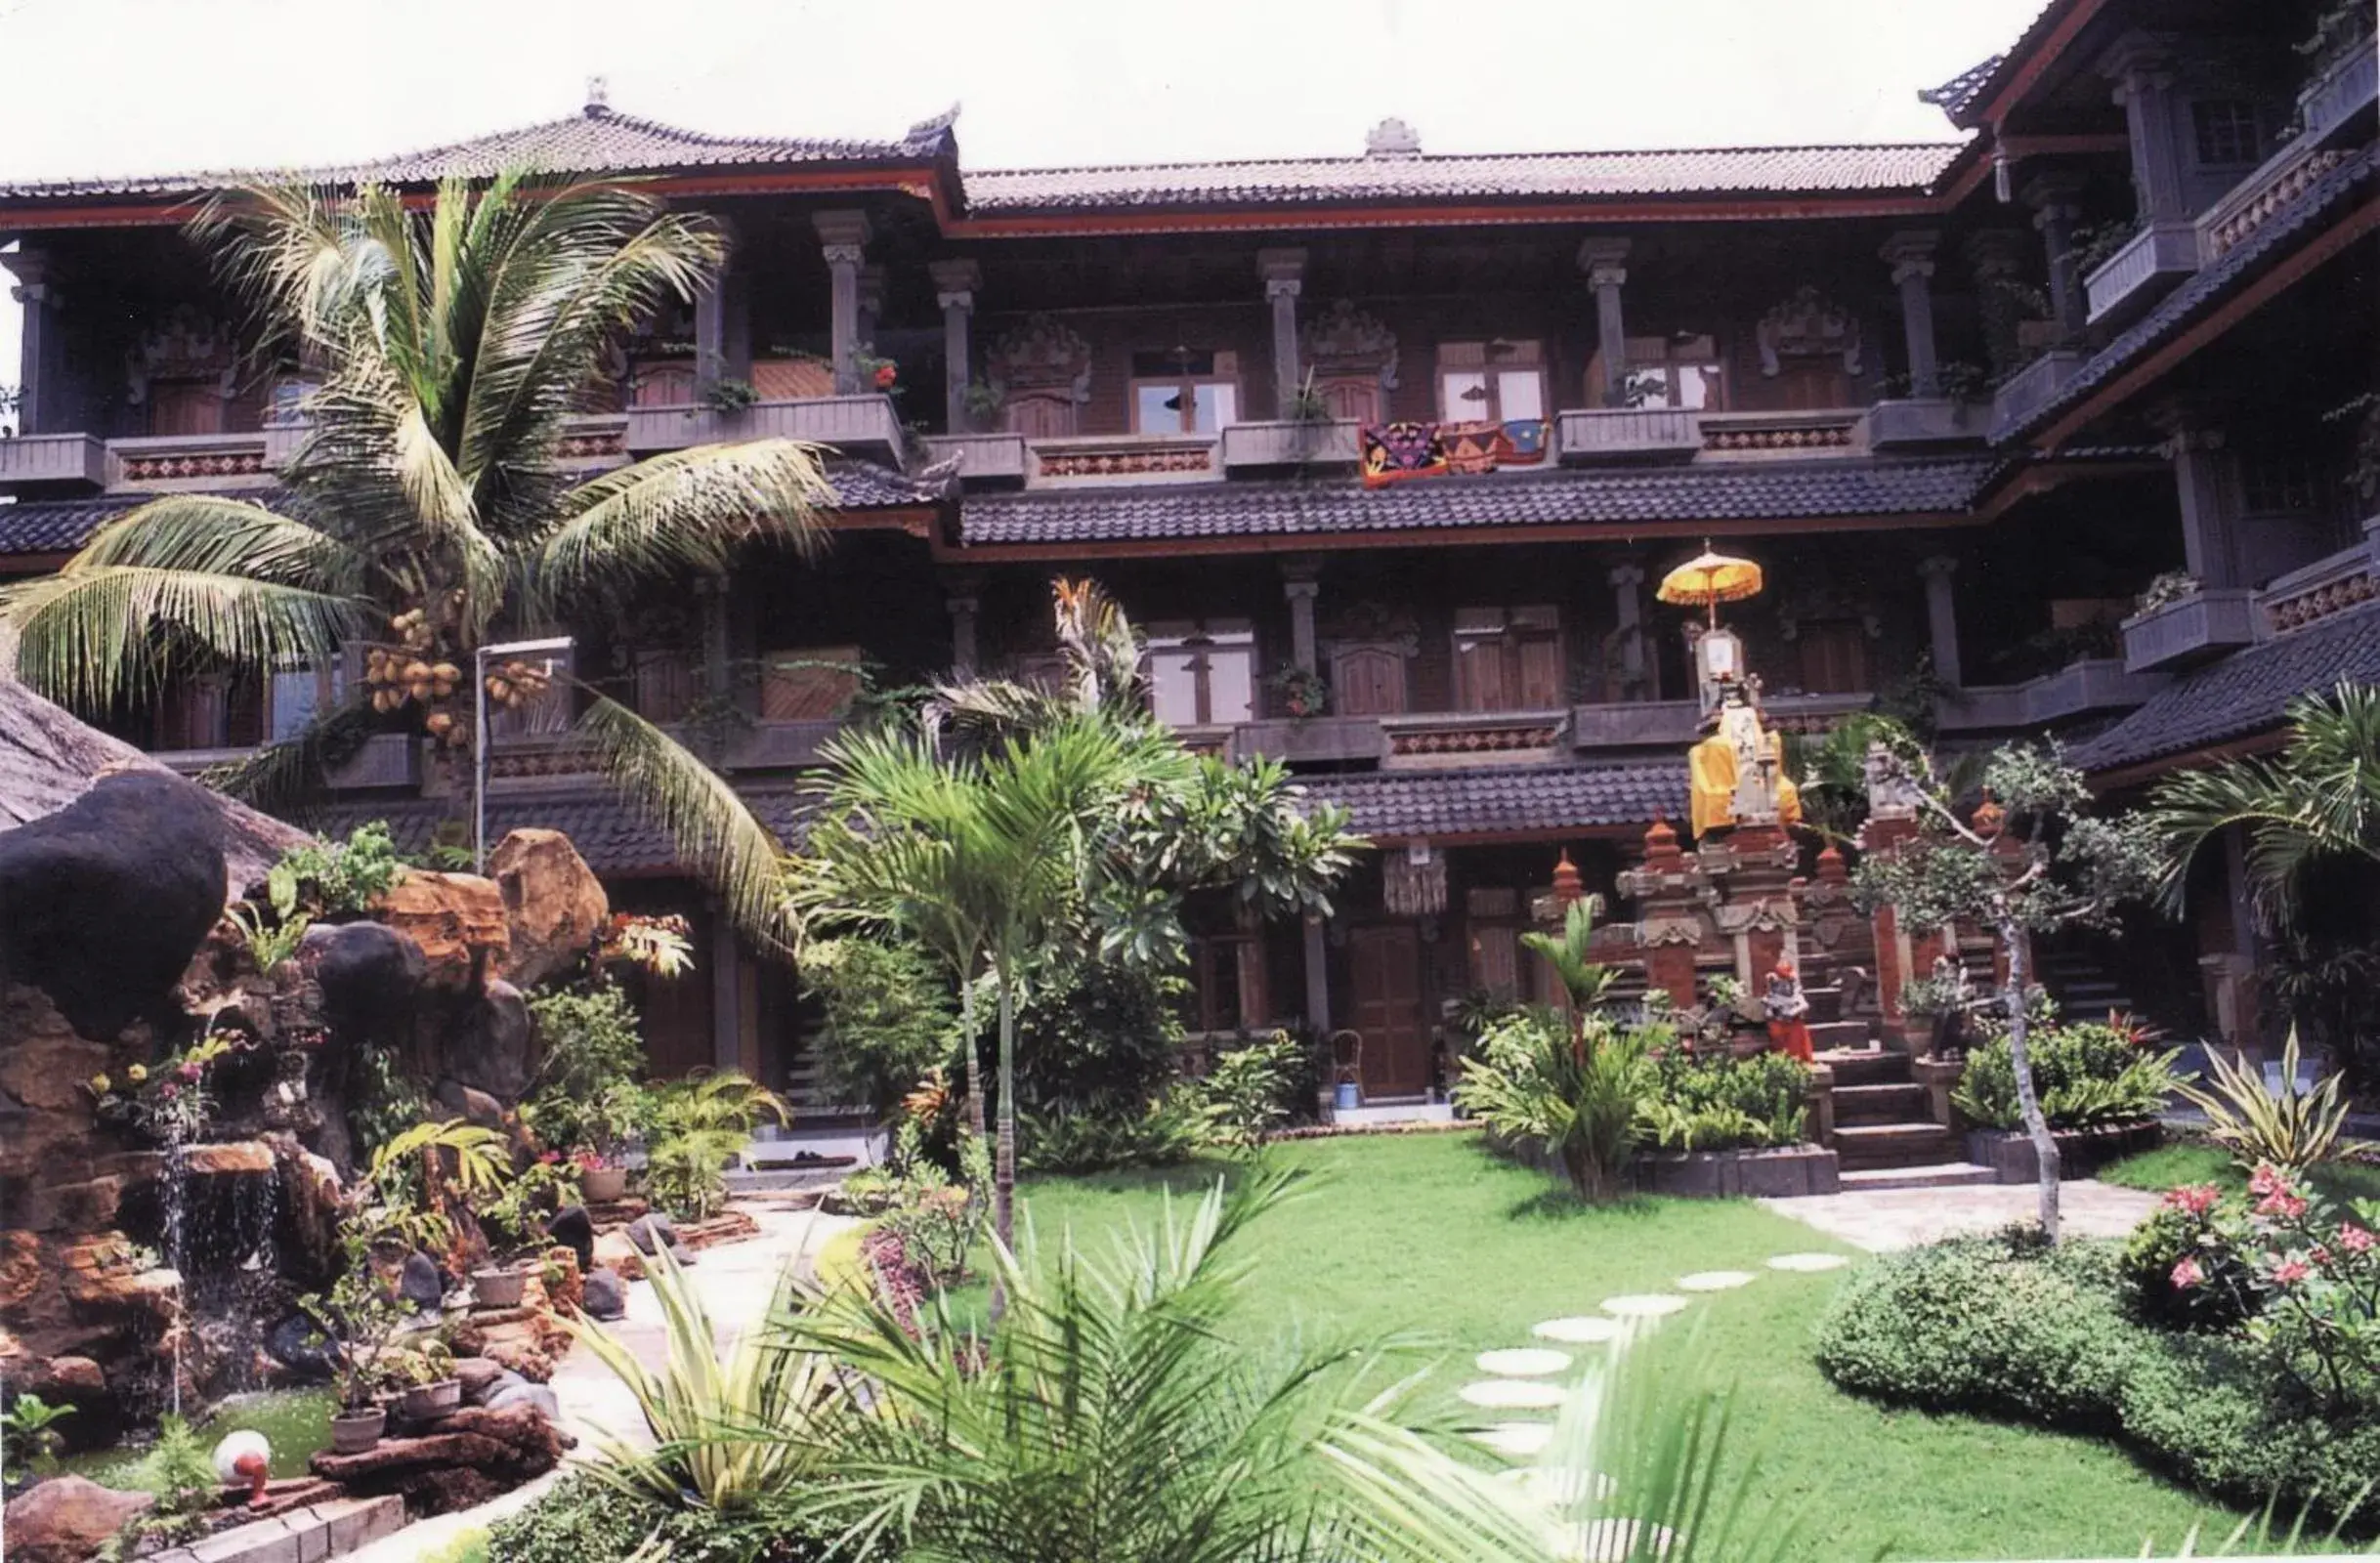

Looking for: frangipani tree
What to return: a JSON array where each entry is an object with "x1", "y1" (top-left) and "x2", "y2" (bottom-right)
[
  {"x1": 0, "y1": 173, "x2": 829, "y2": 947},
  {"x1": 1852, "y1": 741, "x2": 2162, "y2": 1241}
]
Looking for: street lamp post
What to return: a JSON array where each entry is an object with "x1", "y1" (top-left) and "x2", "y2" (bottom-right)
[{"x1": 473, "y1": 636, "x2": 574, "y2": 873}]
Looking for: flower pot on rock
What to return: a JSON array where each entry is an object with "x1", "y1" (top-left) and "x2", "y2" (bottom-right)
[
  {"x1": 580, "y1": 1165, "x2": 628, "y2": 1204},
  {"x1": 471, "y1": 1267, "x2": 528, "y2": 1309},
  {"x1": 330, "y1": 1406, "x2": 386, "y2": 1454},
  {"x1": 399, "y1": 1377, "x2": 462, "y2": 1422}
]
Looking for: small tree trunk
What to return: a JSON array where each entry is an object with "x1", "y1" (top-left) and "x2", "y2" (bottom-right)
[
  {"x1": 992, "y1": 960, "x2": 1017, "y2": 1322},
  {"x1": 959, "y1": 973, "x2": 987, "y2": 1140},
  {"x1": 2002, "y1": 926, "x2": 2061, "y2": 1242}
]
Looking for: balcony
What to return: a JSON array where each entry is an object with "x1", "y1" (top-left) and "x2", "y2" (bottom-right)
[
  {"x1": 1988, "y1": 349, "x2": 2086, "y2": 438},
  {"x1": 1227, "y1": 716, "x2": 1384, "y2": 766},
  {"x1": 0, "y1": 433, "x2": 106, "y2": 491},
  {"x1": 1695, "y1": 408, "x2": 1868, "y2": 458},
  {"x1": 1024, "y1": 433, "x2": 1220, "y2": 487},
  {"x1": 2120, "y1": 588, "x2": 2257, "y2": 672},
  {"x1": 1380, "y1": 709, "x2": 1569, "y2": 768},
  {"x1": 919, "y1": 432, "x2": 1029, "y2": 487},
  {"x1": 2298, "y1": 36, "x2": 2379, "y2": 150},
  {"x1": 2019, "y1": 657, "x2": 2167, "y2": 724},
  {"x1": 1556, "y1": 407, "x2": 1700, "y2": 463},
  {"x1": 712, "y1": 718, "x2": 845, "y2": 772},
  {"x1": 155, "y1": 732, "x2": 420, "y2": 792},
  {"x1": 1862, "y1": 398, "x2": 1990, "y2": 450},
  {"x1": 621, "y1": 395, "x2": 905, "y2": 461},
  {"x1": 2084, "y1": 223, "x2": 2198, "y2": 326},
  {"x1": 2258, "y1": 526, "x2": 2380, "y2": 634},
  {"x1": 1219, "y1": 419, "x2": 1363, "y2": 473}
]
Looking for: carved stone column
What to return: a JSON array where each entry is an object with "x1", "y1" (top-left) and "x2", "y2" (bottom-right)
[
  {"x1": 1881, "y1": 232, "x2": 1941, "y2": 398},
  {"x1": 1963, "y1": 230, "x2": 2031, "y2": 382},
  {"x1": 1578, "y1": 238, "x2": 1632, "y2": 406},
  {"x1": 1258, "y1": 248, "x2": 1307, "y2": 413},
  {"x1": 1302, "y1": 916, "x2": 1333, "y2": 1036},
  {"x1": 3, "y1": 247, "x2": 62, "y2": 434},
  {"x1": 930, "y1": 259, "x2": 982, "y2": 433},
  {"x1": 857, "y1": 264, "x2": 887, "y2": 356},
  {"x1": 2103, "y1": 33, "x2": 2189, "y2": 227},
  {"x1": 693, "y1": 216, "x2": 741, "y2": 394},
  {"x1": 946, "y1": 585, "x2": 981, "y2": 677},
  {"x1": 696, "y1": 573, "x2": 734, "y2": 702},
  {"x1": 1608, "y1": 561, "x2": 1650, "y2": 697},
  {"x1": 2155, "y1": 410, "x2": 2241, "y2": 588},
  {"x1": 1282, "y1": 569, "x2": 1320, "y2": 676},
  {"x1": 1918, "y1": 555, "x2": 1963, "y2": 689},
  {"x1": 813, "y1": 210, "x2": 872, "y2": 394},
  {"x1": 2022, "y1": 171, "x2": 2091, "y2": 340}
]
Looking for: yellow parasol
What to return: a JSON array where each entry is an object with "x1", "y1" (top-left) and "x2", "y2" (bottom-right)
[{"x1": 1657, "y1": 544, "x2": 1764, "y2": 627}]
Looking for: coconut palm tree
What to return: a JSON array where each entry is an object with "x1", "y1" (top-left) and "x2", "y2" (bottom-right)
[{"x1": 0, "y1": 173, "x2": 829, "y2": 946}]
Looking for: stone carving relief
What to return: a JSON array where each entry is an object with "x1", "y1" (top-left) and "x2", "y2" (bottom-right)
[
  {"x1": 988, "y1": 314, "x2": 1094, "y2": 401},
  {"x1": 1776, "y1": 585, "x2": 1884, "y2": 642},
  {"x1": 125, "y1": 305, "x2": 236, "y2": 405},
  {"x1": 1755, "y1": 286, "x2": 1862, "y2": 377},
  {"x1": 1298, "y1": 300, "x2": 1401, "y2": 390}
]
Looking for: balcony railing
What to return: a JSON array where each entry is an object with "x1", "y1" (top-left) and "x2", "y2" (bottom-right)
[
  {"x1": 1989, "y1": 349, "x2": 2087, "y2": 438},
  {"x1": 2084, "y1": 223, "x2": 2198, "y2": 325},
  {"x1": 2192, "y1": 33, "x2": 2372, "y2": 267},
  {"x1": 1380, "y1": 708, "x2": 1570, "y2": 765},
  {"x1": 620, "y1": 395, "x2": 905, "y2": 460},
  {"x1": 1025, "y1": 433, "x2": 1219, "y2": 486},
  {"x1": 1556, "y1": 407, "x2": 1700, "y2": 462},
  {"x1": 155, "y1": 732, "x2": 420, "y2": 791},
  {"x1": 0, "y1": 433, "x2": 106, "y2": 490},
  {"x1": 2259, "y1": 524, "x2": 2380, "y2": 634},
  {"x1": 2120, "y1": 588, "x2": 2258, "y2": 672},
  {"x1": 2018, "y1": 657, "x2": 2167, "y2": 724},
  {"x1": 1219, "y1": 418, "x2": 1363, "y2": 472},
  {"x1": 1694, "y1": 408, "x2": 1868, "y2": 457},
  {"x1": 1862, "y1": 398, "x2": 1990, "y2": 449},
  {"x1": 1227, "y1": 716, "x2": 1385, "y2": 766},
  {"x1": 919, "y1": 432, "x2": 1029, "y2": 486}
]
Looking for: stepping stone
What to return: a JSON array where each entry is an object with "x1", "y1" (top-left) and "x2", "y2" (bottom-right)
[
  {"x1": 1468, "y1": 1422, "x2": 1554, "y2": 1458},
  {"x1": 1532, "y1": 1316, "x2": 1625, "y2": 1344},
  {"x1": 1598, "y1": 1293, "x2": 1689, "y2": 1318},
  {"x1": 1459, "y1": 1378, "x2": 1568, "y2": 1410},
  {"x1": 1476, "y1": 1347, "x2": 1572, "y2": 1377},
  {"x1": 1765, "y1": 1251, "x2": 1850, "y2": 1273},
  {"x1": 1676, "y1": 1270, "x2": 1757, "y2": 1291}
]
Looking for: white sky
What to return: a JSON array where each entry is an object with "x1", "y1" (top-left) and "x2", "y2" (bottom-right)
[{"x1": 0, "y1": 0, "x2": 2044, "y2": 403}]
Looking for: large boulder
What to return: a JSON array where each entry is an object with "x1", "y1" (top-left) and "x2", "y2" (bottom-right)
[
  {"x1": 444, "y1": 981, "x2": 534, "y2": 1102},
  {"x1": 489, "y1": 829, "x2": 608, "y2": 990},
  {"x1": 374, "y1": 870, "x2": 509, "y2": 992},
  {"x1": 3, "y1": 1474, "x2": 156, "y2": 1563},
  {"x1": 300, "y1": 921, "x2": 425, "y2": 1045},
  {"x1": 0, "y1": 771, "x2": 227, "y2": 1038}
]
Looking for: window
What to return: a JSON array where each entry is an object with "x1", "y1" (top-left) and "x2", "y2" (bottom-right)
[
  {"x1": 1148, "y1": 619, "x2": 1256, "y2": 728},
  {"x1": 147, "y1": 378, "x2": 226, "y2": 437},
  {"x1": 268, "y1": 658, "x2": 343, "y2": 743},
  {"x1": 2192, "y1": 100, "x2": 2265, "y2": 166},
  {"x1": 1614, "y1": 334, "x2": 1724, "y2": 410},
  {"x1": 1797, "y1": 622, "x2": 1870, "y2": 697},
  {"x1": 633, "y1": 648, "x2": 700, "y2": 724},
  {"x1": 1453, "y1": 606, "x2": 1564, "y2": 712},
  {"x1": 1130, "y1": 350, "x2": 1240, "y2": 433},
  {"x1": 263, "y1": 376, "x2": 319, "y2": 428},
  {"x1": 631, "y1": 360, "x2": 697, "y2": 407},
  {"x1": 759, "y1": 647, "x2": 862, "y2": 720},
  {"x1": 1330, "y1": 643, "x2": 1408, "y2": 717},
  {"x1": 1316, "y1": 375, "x2": 1383, "y2": 425},
  {"x1": 2239, "y1": 453, "x2": 2320, "y2": 514},
  {"x1": 1438, "y1": 341, "x2": 1547, "y2": 423},
  {"x1": 1183, "y1": 932, "x2": 1267, "y2": 1034}
]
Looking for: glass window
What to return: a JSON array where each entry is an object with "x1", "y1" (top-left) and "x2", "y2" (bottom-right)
[
  {"x1": 268, "y1": 662, "x2": 328, "y2": 742},
  {"x1": 1619, "y1": 335, "x2": 1723, "y2": 411},
  {"x1": 1129, "y1": 349, "x2": 1239, "y2": 435},
  {"x1": 263, "y1": 377, "x2": 319, "y2": 428},
  {"x1": 1137, "y1": 383, "x2": 1187, "y2": 433},
  {"x1": 1496, "y1": 370, "x2": 1544, "y2": 422},
  {"x1": 1438, "y1": 342, "x2": 1547, "y2": 422},
  {"x1": 1145, "y1": 619, "x2": 1255, "y2": 727},
  {"x1": 1182, "y1": 932, "x2": 1266, "y2": 1034},
  {"x1": 2192, "y1": 100, "x2": 2264, "y2": 166},
  {"x1": 1440, "y1": 369, "x2": 1491, "y2": 416}
]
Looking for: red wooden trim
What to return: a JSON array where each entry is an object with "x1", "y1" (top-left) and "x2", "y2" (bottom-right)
[
  {"x1": 0, "y1": 552, "x2": 75, "y2": 574},
  {"x1": 933, "y1": 509, "x2": 1976, "y2": 564},
  {"x1": 1343, "y1": 823, "x2": 1647, "y2": 847},
  {"x1": 2034, "y1": 194, "x2": 2380, "y2": 450},
  {"x1": 945, "y1": 190, "x2": 1951, "y2": 238}
]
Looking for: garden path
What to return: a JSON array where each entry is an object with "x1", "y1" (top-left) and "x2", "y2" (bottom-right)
[
  {"x1": 1758, "y1": 1179, "x2": 2159, "y2": 1251},
  {"x1": 340, "y1": 1200, "x2": 857, "y2": 1563}
]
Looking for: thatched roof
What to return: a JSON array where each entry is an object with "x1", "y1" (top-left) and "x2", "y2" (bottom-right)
[{"x1": 0, "y1": 677, "x2": 313, "y2": 895}]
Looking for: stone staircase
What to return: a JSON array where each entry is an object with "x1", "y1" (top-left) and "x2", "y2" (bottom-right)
[{"x1": 1818, "y1": 1048, "x2": 1995, "y2": 1190}]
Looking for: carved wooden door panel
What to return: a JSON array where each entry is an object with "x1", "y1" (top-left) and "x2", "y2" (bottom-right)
[
  {"x1": 1348, "y1": 925, "x2": 1428, "y2": 1097},
  {"x1": 1007, "y1": 394, "x2": 1077, "y2": 439},
  {"x1": 1320, "y1": 377, "x2": 1382, "y2": 425},
  {"x1": 1331, "y1": 644, "x2": 1407, "y2": 716}
]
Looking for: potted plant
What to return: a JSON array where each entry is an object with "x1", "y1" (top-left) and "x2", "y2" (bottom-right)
[
  {"x1": 961, "y1": 378, "x2": 1006, "y2": 432},
  {"x1": 305, "y1": 1241, "x2": 413, "y2": 1454},
  {"x1": 1266, "y1": 663, "x2": 1330, "y2": 720},
  {"x1": 576, "y1": 1147, "x2": 628, "y2": 1205},
  {"x1": 473, "y1": 1151, "x2": 583, "y2": 1304},
  {"x1": 393, "y1": 1339, "x2": 461, "y2": 1422}
]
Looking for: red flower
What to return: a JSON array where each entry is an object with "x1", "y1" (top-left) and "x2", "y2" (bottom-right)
[
  {"x1": 2170, "y1": 1256, "x2": 2205, "y2": 1289},
  {"x1": 2256, "y1": 1190, "x2": 2309, "y2": 1220},
  {"x1": 2248, "y1": 1163, "x2": 2288, "y2": 1199},
  {"x1": 2341, "y1": 1224, "x2": 2375, "y2": 1253},
  {"x1": 872, "y1": 362, "x2": 898, "y2": 389},
  {"x1": 178, "y1": 1061, "x2": 202, "y2": 1083},
  {"x1": 2273, "y1": 1259, "x2": 2311, "y2": 1286},
  {"x1": 159, "y1": 1081, "x2": 181, "y2": 1100},
  {"x1": 2163, "y1": 1184, "x2": 2221, "y2": 1216}
]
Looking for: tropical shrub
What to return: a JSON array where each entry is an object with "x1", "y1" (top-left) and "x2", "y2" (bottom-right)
[
  {"x1": 1189, "y1": 1031, "x2": 1305, "y2": 1153},
  {"x1": 486, "y1": 1472, "x2": 840, "y2": 1563},
  {"x1": 1, "y1": 1392, "x2": 71, "y2": 1476},
  {"x1": 1020, "y1": 1096, "x2": 1202, "y2": 1173},
  {"x1": 1009, "y1": 959, "x2": 1186, "y2": 1116},
  {"x1": 1953, "y1": 1015, "x2": 2181, "y2": 1130},
  {"x1": 2178, "y1": 1028, "x2": 2359, "y2": 1174},
  {"x1": 796, "y1": 936, "x2": 957, "y2": 1120},
  {"x1": 645, "y1": 1071, "x2": 787, "y2": 1221},
  {"x1": 268, "y1": 822, "x2": 406, "y2": 918},
  {"x1": 1638, "y1": 1048, "x2": 1809, "y2": 1152},
  {"x1": 2122, "y1": 1187, "x2": 2259, "y2": 1333},
  {"x1": 523, "y1": 983, "x2": 650, "y2": 1159},
  {"x1": 1453, "y1": 1008, "x2": 1660, "y2": 1201}
]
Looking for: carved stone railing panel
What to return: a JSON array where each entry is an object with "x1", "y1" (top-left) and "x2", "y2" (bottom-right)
[
  {"x1": 0, "y1": 433, "x2": 107, "y2": 491},
  {"x1": 1026, "y1": 434, "x2": 1217, "y2": 486},
  {"x1": 621, "y1": 395, "x2": 904, "y2": 458},
  {"x1": 1556, "y1": 407, "x2": 1700, "y2": 462},
  {"x1": 920, "y1": 432, "x2": 1029, "y2": 486},
  {"x1": 2120, "y1": 588, "x2": 2257, "y2": 671},
  {"x1": 2084, "y1": 223, "x2": 2197, "y2": 325},
  {"x1": 1381, "y1": 708, "x2": 1569, "y2": 763},
  {"x1": 1219, "y1": 419, "x2": 1363, "y2": 471},
  {"x1": 1696, "y1": 408, "x2": 1866, "y2": 456}
]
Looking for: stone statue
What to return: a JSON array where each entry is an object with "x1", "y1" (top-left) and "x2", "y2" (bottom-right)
[
  {"x1": 1688, "y1": 681, "x2": 1802, "y2": 837},
  {"x1": 1764, "y1": 960, "x2": 1814, "y2": 1062}
]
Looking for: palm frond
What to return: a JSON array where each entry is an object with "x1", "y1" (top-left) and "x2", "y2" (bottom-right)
[
  {"x1": 573, "y1": 695, "x2": 795, "y2": 953},
  {"x1": 199, "y1": 698, "x2": 382, "y2": 816},
  {"x1": 530, "y1": 440, "x2": 831, "y2": 617}
]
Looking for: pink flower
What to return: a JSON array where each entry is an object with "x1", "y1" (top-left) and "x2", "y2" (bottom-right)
[
  {"x1": 2257, "y1": 1190, "x2": 2309, "y2": 1220},
  {"x1": 2273, "y1": 1259, "x2": 2310, "y2": 1286},
  {"x1": 2164, "y1": 1184, "x2": 2221, "y2": 1216},
  {"x1": 2170, "y1": 1256, "x2": 2204, "y2": 1288},
  {"x1": 2341, "y1": 1224, "x2": 2374, "y2": 1254},
  {"x1": 2312, "y1": 1246, "x2": 2334, "y2": 1267},
  {"x1": 159, "y1": 1082, "x2": 180, "y2": 1100},
  {"x1": 2249, "y1": 1163, "x2": 2288, "y2": 1199},
  {"x1": 177, "y1": 1061, "x2": 201, "y2": 1083}
]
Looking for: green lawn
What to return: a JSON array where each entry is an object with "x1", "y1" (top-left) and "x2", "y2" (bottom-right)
[
  {"x1": 977, "y1": 1132, "x2": 2286, "y2": 1562},
  {"x1": 2101, "y1": 1140, "x2": 2380, "y2": 1203}
]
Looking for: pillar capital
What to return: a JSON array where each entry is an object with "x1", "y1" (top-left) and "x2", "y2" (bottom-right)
[
  {"x1": 1917, "y1": 554, "x2": 1959, "y2": 583},
  {"x1": 1282, "y1": 577, "x2": 1320, "y2": 603},
  {"x1": 930, "y1": 257, "x2": 981, "y2": 314},
  {"x1": 1607, "y1": 562, "x2": 1646, "y2": 589},
  {"x1": 1, "y1": 247, "x2": 55, "y2": 299},
  {"x1": 1265, "y1": 276, "x2": 1303, "y2": 302},
  {"x1": 1256, "y1": 246, "x2": 1308, "y2": 286},
  {"x1": 2019, "y1": 169, "x2": 2088, "y2": 213},
  {"x1": 2097, "y1": 30, "x2": 2179, "y2": 99},
  {"x1": 812, "y1": 209, "x2": 872, "y2": 251},
  {"x1": 1577, "y1": 236, "x2": 1630, "y2": 288},
  {"x1": 1880, "y1": 230, "x2": 1939, "y2": 284}
]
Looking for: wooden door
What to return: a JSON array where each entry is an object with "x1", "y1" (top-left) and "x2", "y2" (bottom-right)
[
  {"x1": 149, "y1": 379, "x2": 225, "y2": 436},
  {"x1": 1320, "y1": 376, "x2": 1382, "y2": 425},
  {"x1": 1798, "y1": 622, "x2": 1869, "y2": 695},
  {"x1": 1348, "y1": 925, "x2": 1428, "y2": 1098},
  {"x1": 1008, "y1": 393, "x2": 1077, "y2": 439},
  {"x1": 1331, "y1": 644, "x2": 1407, "y2": 716}
]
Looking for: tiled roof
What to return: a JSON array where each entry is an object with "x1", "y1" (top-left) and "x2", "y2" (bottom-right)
[
  {"x1": 959, "y1": 457, "x2": 1995, "y2": 547},
  {"x1": 1304, "y1": 763, "x2": 1685, "y2": 840},
  {"x1": 962, "y1": 143, "x2": 1967, "y2": 212},
  {"x1": 1914, "y1": 0, "x2": 2080, "y2": 129},
  {"x1": 2002, "y1": 146, "x2": 2380, "y2": 445},
  {"x1": 305, "y1": 785, "x2": 816, "y2": 875},
  {"x1": 2070, "y1": 601, "x2": 2380, "y2": 774},
  {"x1": 0, "y1": 104, "x2": 956, "y2": 201},
  {"x1": 0, "y1": 459, "x2": 935, "y2": 557},
  {"x1": 1918, "y1": 56, "x2": 2008, "y2": 124}
]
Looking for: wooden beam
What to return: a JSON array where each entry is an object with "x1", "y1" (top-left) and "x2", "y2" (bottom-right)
[{"x1": 2088, "y1": 728, "x2": 2290, "y2": 794}]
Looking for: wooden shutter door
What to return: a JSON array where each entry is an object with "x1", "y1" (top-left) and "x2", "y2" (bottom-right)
[
  {"x1": 1008, "y1": 394, "x2": 1076, "y2": 439},
  {"x1": 1331, "y1": 645, "x2": 1407, "y2": 716},
  {"x1": 1321, "y1": 377, "x2": 1382, "y2": 424},
  {"x1": 1516, "y1": 633, "x2": 1564, "y2": 708},
  {"x1": 1348, "y1": 925, "x2": 1427, "y2": 1096},
  {"x1": 1799, "y1": 623, "x2": 1868, "y2": 696},
  {"x1": 1468, "y1": 924, "x2": 1519, "y2": 999},
  {"x1": 1455, "y1": 639, "x2": 1507, "y2": 712}
]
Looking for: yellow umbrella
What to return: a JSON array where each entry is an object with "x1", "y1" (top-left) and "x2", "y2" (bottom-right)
[{"x1": 1657, "y1": 545, "x2": 1764, "y2": 627}]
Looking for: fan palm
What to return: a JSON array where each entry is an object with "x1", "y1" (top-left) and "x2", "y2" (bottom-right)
[
  {"x1": 0, "y1": 173, "x2": 830, "y2": 947},
  {"x1": 2153, "y1": 682, "x2": 2380, "y2": 932}
]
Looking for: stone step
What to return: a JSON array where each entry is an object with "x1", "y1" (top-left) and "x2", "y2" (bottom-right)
[
  {"x1": 1833, "y1": 1081, "x2": 1932, "y2": 1125},
  {"x1": 1818, "y1": 1049, "x2": 1912, "y2": 1088},
  {"x1": 1839, "y1": 1162, "x2": 1998, "y2": 1192},
  {"x1": 1808, "y1": 1019, "x2": 1871, "y2": 1049},
  {"x1": 1833, "y1": 1121, "x2": 1961, "y2": 1169}
]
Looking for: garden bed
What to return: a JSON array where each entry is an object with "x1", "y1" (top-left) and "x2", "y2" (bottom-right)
[
  {"x1": 1965, "y1": 1119, "x2": 2161, "y2": 1183},
  {"x1": 1634, "y1": 1143, "x2": 1841, "y2": 1198}
]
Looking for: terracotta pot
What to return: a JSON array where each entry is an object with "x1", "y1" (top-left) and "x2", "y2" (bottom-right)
[
  {"x1": 580, "y1": 1165, "x2": 628, "y2": 1204},
  {"x1": 399, "y1": 1377, "x2": 462, "y2": 1421},
  {"x1": 330, "y1": 1406, "x2": 386, "y2": 1454},
  {"x1": 471, "y1": 1267, "x2": 528, "y2": 1309}
]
